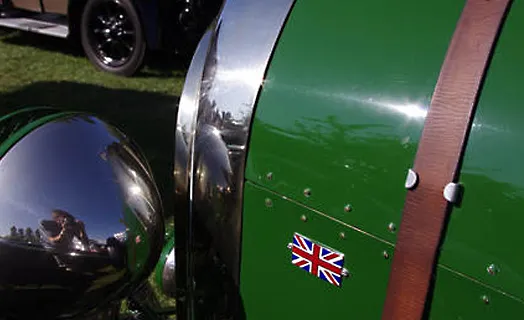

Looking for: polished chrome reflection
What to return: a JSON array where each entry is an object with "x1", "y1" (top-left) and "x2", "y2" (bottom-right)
[
  {"x1": 0, "y1": 113, "x2": 164, "y2": 319},
  {"x1": 162, "y1": 247, "x2": 175, "y2": 297},
  {"x1": 174, "y1": 0, "x2": 295, "y2": 317},
  {"x1": 175, "y1": 0, "x2": 295, "y2": 279}
]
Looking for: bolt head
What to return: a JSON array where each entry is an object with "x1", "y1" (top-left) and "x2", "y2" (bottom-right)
[
  {"x1": 341, "y1": 268, "x2": 350, "y2": 277},
  {"x1": 344, "y1": 204, "x2": 352, "y2": 212},
  {"x1": 303, "y1": 188, "x2": 312, "y2": 197},
  {"x1": 265, "y1": 198, "x2": 273, "y2": 207},
  {"x1": 482, "y1": 295, "x2": 490, "y2": 304},
  {"x1": 339, "y1": 232, "x2": 346, "y2": 239},
  {"x1": 487, "y1": 264, "x2": 499, "y2": 275},
  {"x1": 388, "y1": 222, "x2": 396, "y2": 232},
  {"x1": 300, "y1": 215, "x2": 307, "y2": 222},
  {"x1": 266, "y1": 172, "x2": 273, "y2": 180},
  {"x1": 287, "y1": 243, "x2": 293, "y2": 249},
  {"x1": 383, "y1": 251, "x2": 390, "y2": 259}
]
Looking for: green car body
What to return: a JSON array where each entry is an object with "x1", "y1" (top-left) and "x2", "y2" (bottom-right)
[{"x1": 174, "y1": 0, "x2": 524, "y2": 319}]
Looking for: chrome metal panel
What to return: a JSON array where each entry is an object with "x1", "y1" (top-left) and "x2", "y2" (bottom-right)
[
  {"x1": 174, "y1": 0, "x2": 295, "y2": 315},
  {"x1": 173, "y1": 24, "x2": 214, "y2": 318},
  {"x1": 0, "y1": 113, "x2": 164, "y2": 319},
  {"x1": 0, "y1": 17, "x2": 69, "y2": 38},
  {"x1": 162, "y1": 247, "x2": 175, "y2": 297}
]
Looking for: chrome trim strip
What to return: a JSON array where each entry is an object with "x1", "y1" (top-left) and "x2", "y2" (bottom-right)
[
  {"x1": 162, "y1": 247, "x2": 176, "y2": 296},
  {"x1": 174, "y1": 25, "x2": 214, "y2": 318},
  {"x1": 174, "y1": 0, "x2": 295, "y2": 316}
]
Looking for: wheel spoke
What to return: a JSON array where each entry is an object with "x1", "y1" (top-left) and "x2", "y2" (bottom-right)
[
  {"x1": 86, "y1": 0, "x2": 141, "y2": 69},
  {"x1": 96, "y1": 15, "x2": 110, "y2": 26}
]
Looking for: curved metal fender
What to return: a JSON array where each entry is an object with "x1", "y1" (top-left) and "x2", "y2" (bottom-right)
[{"x1": 173, "y1": 0, "x2": 295, "y2": 317}]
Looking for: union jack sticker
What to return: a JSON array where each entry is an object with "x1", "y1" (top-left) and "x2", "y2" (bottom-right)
[{"x1": 289, "y1": 232, "x2": 347, "y2": 287}]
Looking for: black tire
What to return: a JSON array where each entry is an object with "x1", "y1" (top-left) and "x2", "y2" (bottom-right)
[{"x1": 80, "y1": 0, "x2": 146, "y2": 77}]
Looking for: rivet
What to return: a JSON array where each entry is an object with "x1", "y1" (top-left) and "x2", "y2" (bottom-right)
[
  {"x1": 265, "y1": 198, "x2": 273, "y2": 207},
  {"x1": 383, "y1": 251, "x2": 390, "y2": 259},
  {"x1": 388, "y1": 222, "x2": 396, "y2": 233},
  {"x1": 339, "y1": 232, "x2": 346, "y2": 239},
  {"x1": 287, "y1": 243, "x2": 292, "y2": 249},
  {"x1": 303, "y1": 188, "x2": 312, "y2": 197},
  {"x1": 266, "y1": 172, "x2": 273, "y2": 180},
  {"x1": 405, "y1": 168, "x2": 418, "y2": 189},
  {"x1": 487, "y1": 264, "x2": 499, "y2": 275},
  {"x1": 300, "y1": 215, "x2": 307, "y2": 222},
  {"x1": 344, "y1": 204, "x2": 352, "y2": 212},
  {"x1": 341, "y1": 268, "x2": 350, "y2": 277},
  {"x1": 482, "y1": 295, "x2": 490, "y2": 304},
  {"x1": 443, "y1": 182, "x2": 463, "y2": 204}
]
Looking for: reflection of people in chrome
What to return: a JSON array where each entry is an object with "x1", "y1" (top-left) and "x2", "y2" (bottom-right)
[{"x1": 41, "y1": 209, "x2": 90, "y2": 251}]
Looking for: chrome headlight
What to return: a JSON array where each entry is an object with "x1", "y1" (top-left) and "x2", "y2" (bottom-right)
[{"x1": 0, "y1": 109, "x2": 165, "y2": 319}]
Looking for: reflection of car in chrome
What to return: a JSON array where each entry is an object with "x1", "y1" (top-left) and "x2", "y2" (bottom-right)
[
  {"x1": 0, "y1": 107, "x2": 172, "y2": 319},
  {"x1": 0, "y1": 238, "x2": 124, "y2": 318},
  {"x1": 0, "y1": 0, "x2": 223, "y2": 76}
]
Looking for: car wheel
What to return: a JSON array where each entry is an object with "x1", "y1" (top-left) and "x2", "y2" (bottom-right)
[{"x1": 80, "y1": 0, "x2": 146, "y2": 77}]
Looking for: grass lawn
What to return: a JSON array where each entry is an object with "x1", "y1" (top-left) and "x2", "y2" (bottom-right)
[
  {"x1": 0, "y1": 27, "x2": 182, "y2": 318},
  {"x1": 0, "y1": 26, "x2": 183, "y2": 217}
]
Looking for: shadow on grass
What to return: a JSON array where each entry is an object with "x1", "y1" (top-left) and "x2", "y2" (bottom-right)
[
  {"x1": 0, "y1": 80, "x2": 178, "y2": 218},
  {"x1": 0, "y1": 27, "x2": 189, "y2": 77}
]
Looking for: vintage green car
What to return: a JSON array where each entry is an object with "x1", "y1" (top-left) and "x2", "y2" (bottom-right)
[{"x1": 172, "y1": 0, "x2": 524, "y2": 319}]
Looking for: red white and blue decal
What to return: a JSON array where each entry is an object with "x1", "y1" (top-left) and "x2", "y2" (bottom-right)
[{"x1": 291, "y1": 232, "x2": 345, "y2": 287}]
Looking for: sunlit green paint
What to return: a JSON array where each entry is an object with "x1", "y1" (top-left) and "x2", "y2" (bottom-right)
[
  {"x1": 429, "y1": 266, "x2": 524, "y2": 319},
  {"x1": 246, "y1": 0, "x2": 464, "y2": 249},
  {"x1": 242, "y1": 0, "x2": 524, "y2": 317},
  {"x1": 240, "y1": 181, "x2": 392, "y2": 319},
  {"x1": 436, "y1": 0, "x2": 524, "y2": 301}
]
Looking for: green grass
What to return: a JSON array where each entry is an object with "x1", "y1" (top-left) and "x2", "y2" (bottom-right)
[
  {"x1": 1, "y1": 27, "x2": 182, "y2": 319},
  {"x1": 0, "y1": 26, "x2": 184, "y2": 217}
]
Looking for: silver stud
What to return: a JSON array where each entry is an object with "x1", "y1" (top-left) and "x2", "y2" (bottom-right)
[
  {"x1": 388, "y1": 222, "x2": 396, "y2": 233},
  {"x1": 443, "y1": 182, "x2": 462, "y2": 204},
  {"x1": 266, "y1": 172, "x2": 273, "y2": 180},
  {"x1": 344, "y1": 204, "x2": 352, "y2": 212},
  {"x1": 300, "y1": 215, "x2": 307, "y2": 222},
  {"x1": 339, "y1": 232, "x2": 346, "y2": 239},
  {"x1": 405, "y1": 168, "x2": 418, "y2": 189},
  {"x1": 383, "y1": 251, "x2": 390, "y2": 259},
  {"x1": 482, "y1": 295, "x2": 490, "y2": 304},
  {"x1": 303, "y1": 188, "x2": 312, "y2": 197},
  {"x1": 487, "y1": 264, "x2": 499, "y2": 275},
  {"x1": 265, "y1": 198, "x2": 273, "y2": 207},
  {"x1": 341, "y1": 268, "x2": 350, "y2": 277}
]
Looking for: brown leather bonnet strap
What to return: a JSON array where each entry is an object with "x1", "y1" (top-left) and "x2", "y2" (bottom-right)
[{"x1": 381, "y1": 0, "x2": 512, "y2": 319}]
